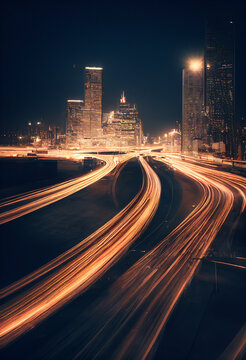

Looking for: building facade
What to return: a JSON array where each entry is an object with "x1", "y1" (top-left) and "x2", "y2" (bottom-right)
[
  {"x1": 66, "y1": 67, "x2": 103, "y2": 147},
  {"x1": 83, "y1": 67, "x2": 103, "y2": 138},
  {"x1": 182, "y1": 59, "x2": 207, "y2": 153},
  {"x1": 66, "y1": 68, "x2": 143, "y2": 148},
  {"x1": 237, "y1": 116, "x2": 246, "y2": 160},
  {"x1": 66, "y1": 100, "x2": 84, "y2": 147},
  {"x1": 205, "y1": 19, "x2": 235, "y2": 157},
  {"x1": 103, "y1": 93, "x2": 142, "y2": 146}
]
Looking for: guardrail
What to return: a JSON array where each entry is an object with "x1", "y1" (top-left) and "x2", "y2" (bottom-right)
[{"x1": 180, "y1": 154, "x2": 246, "y2": 171}]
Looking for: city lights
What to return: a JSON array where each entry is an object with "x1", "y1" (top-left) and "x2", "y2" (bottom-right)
[
  {"x1": 188, "y1": 58, "x2": 203, "y2": 72},
  {"x1": 0, "y1": 4, "x2": 245, "y2": 359},
  {"x1": 66, "y1": 68, "x2": 142, "y2": 148},
  {"x1": 169, "y1": 129, "x2": 179, "y2": 135},
  {"x1": 120, "y1": 91, "x2": 126, "y2": 104},
  {"x1": 0, "y1": 157, "x2": 161, "y2": 345},
  {"x1": 85, "y1": 66, "x2": 103, "y2": 70},
  {"x1": 67, "y1": 100, "x2": 84, "y2": 103}
]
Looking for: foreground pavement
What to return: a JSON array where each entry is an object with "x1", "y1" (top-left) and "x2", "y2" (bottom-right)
[{"x1": 0, "y1": 153, "x2": 246, "y2": 359}]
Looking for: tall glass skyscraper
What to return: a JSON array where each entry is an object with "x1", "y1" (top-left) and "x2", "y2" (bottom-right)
[
  {"x1": 182, "y1": 58, "x2": 206, "y2": 153},
  {"x1": 114, "y1": 92, "x2": 142, "y2": 146},
  {"x1": 66, "y1": 100, "x2": 84, "y2": 147},
  {"x1": 205, "y1": 19, "x2": 235, "y2": 157},
  {"x1": 84, "y1": 67, "x2": 103, "y2": 138},
  {"x1": 66, "y1": 67, "x2": 103, "y2": 147}
]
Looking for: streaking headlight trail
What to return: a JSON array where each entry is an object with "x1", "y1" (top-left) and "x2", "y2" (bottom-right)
[{"x1": 0, "y1": 157, "x2": 161, "y2": 347}]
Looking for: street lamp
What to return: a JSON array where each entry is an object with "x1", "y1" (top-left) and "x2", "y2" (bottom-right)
[{"x1": 188, "y1": 58, "x2": 203, "y2": 72}]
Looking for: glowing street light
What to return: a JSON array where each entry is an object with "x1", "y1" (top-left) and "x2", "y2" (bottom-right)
[
  {"x1": 169, "y1": 129, "x2": 176, "y2": 136},
  {"x1": 188, "y1": 58, "x2": 203, "y2": 72}
]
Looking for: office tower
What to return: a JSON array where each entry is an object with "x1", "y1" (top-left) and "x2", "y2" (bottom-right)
[
  {"x1": 182, "y1": 58, "x2": 206, "y2": 153},
  {"x1": 238, "y1": 116, "x2": 246, "y2": 160},
  {"x1": 205, "y1": 19, "x2": 235, "y2": 157},
  {"x1": 83, "y1": 67, "x2": 103, "y2": 138},
  {"x1": 112, "y1": 92, "x2": 142, "y2": 146},
  {"x1": 66, "y1": 66, "x2": 103, "y2": 147},
  {"x1": 66, "y1": 100, "x2": 84, "y2": 147}
]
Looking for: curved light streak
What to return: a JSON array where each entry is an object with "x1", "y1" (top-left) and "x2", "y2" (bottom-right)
[
  {"x1": 0, "y1": 154, "x2": 132, "y2": 225},
  {"x1": 0, "y1": 157, "x2": 161, "y2": 347},
  {"x1": 73, "y1": 155, "x2": 246, "y2": 360}
]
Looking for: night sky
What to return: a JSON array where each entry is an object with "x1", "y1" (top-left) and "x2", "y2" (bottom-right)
[{"x1": 1, "y1": 0, "x2": 245, "y2": 135}]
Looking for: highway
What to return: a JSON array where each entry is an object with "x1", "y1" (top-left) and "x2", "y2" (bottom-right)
[
  {"x1": 0, "y1": 157, "x2": 161, "y2": 347},
  {"x1": 67, "y1": 154, "x2": 246, "y2": 360},
  {"x1": 0, "y1": 154, "x2": 132, "y2": 225},
  {"x1": 0, "y1": 153, "x2": 246, "y2": 359}
]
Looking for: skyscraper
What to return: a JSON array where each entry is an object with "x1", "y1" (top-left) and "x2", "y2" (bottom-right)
[
  {"x1": 66, "y1": 67, "x2": 143, "y2": 148},
  {"x1": 66, "y1": 67, "x2": 103, "y2": 147},
  {"x1": 83, "y1": 67, "x2": 103, "y2": 138},
  {"x1": 182, "y1": 58, "x2": 207, "y2": 153},
  {"x1": 205, "y1": 19, "x2": 235, "y2": 157},
  {"x1": 66, "y1": 100, "x2": 84, "y2": 147},
  {"x1": 112, "y1": 92, "x2": 142, "y2": 146}
]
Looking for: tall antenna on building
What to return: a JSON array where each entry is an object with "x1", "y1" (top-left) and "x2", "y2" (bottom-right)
[{"x1": 120, "y1": 91, "x2": 126, "y2": 103}]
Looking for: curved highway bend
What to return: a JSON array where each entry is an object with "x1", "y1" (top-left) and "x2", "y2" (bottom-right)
[
  {"x1": 0, "y1": 154, "x2": 133, "y2": 225},
  {"x1": 70, "y1": 155, "x2": 246, "y2": 360},
  {"x1": 0, "y1": 153, "x2": 246, "y2": 358},
  {"x1": 0, "y1": 157, "x2": 161, "y2": 346}
]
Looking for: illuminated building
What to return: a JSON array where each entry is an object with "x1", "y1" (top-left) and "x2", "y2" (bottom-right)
[
  {"x1": 102, "y1": 111, "x2": 116, "y2": 136},
  {"x1": 114, "y1": 92, "x2": 142, "y2": 146},
  {"x1": 66, "y1": 100, "x2": 84, "y2": 147},
  {"x1": 66, "y1": 68, "x2": 143, "y2": 148},
  {"x1": 163, "y1": 129, "x2": 181, "y2": 153},
  {"x1": 241, "y1": 124, "x2": 246, "y2": 161},
  {"x1": 182, "y1": 58, "x2": 207, "y2": 153},
  {"x1": 205, "y1": 19, "x2": 235, "y2": 157},
  {"x1": 66, "y1": 67, "x2": 103, "y2": 147},
  {"x1": 83, "y1": 67, "x2": 103, "y2": 138},
  {"x1": 105, "y1": 92, "x2": 142, "y2": 146},
  {"x1": 238, "y1": 116, "x2": 246, "y2": 160}
]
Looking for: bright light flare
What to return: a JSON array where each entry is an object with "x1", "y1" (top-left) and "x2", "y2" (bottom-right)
[
  {"x1": 188, "y1": 58, "x2": 203, "y2": 72},
  {"x1": 169, "y1": 129, "x2": 178, "y2": 136},
  {"x1": 69, "y1": 154, "x2": 246, "y2": 360},
  {"x1": 0, "y1": 157, "x2": 161, "y2": 346}
]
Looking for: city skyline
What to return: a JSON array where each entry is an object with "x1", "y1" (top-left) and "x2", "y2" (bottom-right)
[
  {"x1": 66, "y1": 66, "x2": 142, "y2": 148},
  {"x1": 0, "y1": 0, "x2": 245, "y2": 135},
  {"x1": 1, "y1": 1, "x2": 246, "y2": 359},
  {"x1": 182, "y1": 19, "x2": 236, "y2": 157}
]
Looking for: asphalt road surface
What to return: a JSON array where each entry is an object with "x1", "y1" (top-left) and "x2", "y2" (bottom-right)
[{"x1": 1, "y1": 155, "x2": 245, "y2": 360}]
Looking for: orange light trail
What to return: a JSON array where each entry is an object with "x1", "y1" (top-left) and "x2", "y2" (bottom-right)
[
  {"x1": 218, "y1": 323, "x2": 246, "y2": 360},
  {"x1": 0, "y1": 154, "x2": 132, "y2": 225},
  {"x1": 210, "y1": 260, "x2": 246, "y2": 270},
  {"x1": 73, "y1": 155, "x2": 246, "y2": 360},
  {"x1": 0, "y1": 157, "x2": 161, "y2": 347}
]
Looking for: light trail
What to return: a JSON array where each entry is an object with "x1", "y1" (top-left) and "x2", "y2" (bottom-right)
[
  {"x1": 0, "y1": 157, "x2": 161, "y2": 347},
  {"x1": 166, "y1": 154, "x2": 246, "y2": 213},
  {"x1": 0, "y1": 154, "x2": 131, "y2": 225},
  {"x1": 210, "y1": 260, "x2": 246, "y2": 270},
  {"x1": 72, "y1": 155, "x2": 246, "y2": 360},
  {"x1": 218, "y1": 323, "x2": 246, "y2": 360}
]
